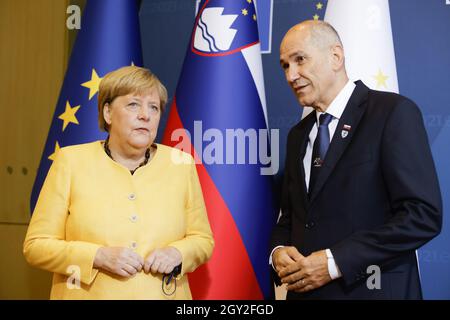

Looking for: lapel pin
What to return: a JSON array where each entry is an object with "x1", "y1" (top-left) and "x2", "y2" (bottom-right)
[{"x1": 341, "y1": 124, "x2": 351, "y2": 138}]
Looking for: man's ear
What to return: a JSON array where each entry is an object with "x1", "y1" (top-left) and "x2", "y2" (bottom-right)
[
  {"x1": 103, "y1": 103, "x2": 112, "y2": 126},
  {"x1": 330, "y1": 44, "x2": 345, "y2": 71}
]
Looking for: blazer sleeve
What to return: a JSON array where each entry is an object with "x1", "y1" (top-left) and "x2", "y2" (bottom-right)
[
  {"x1": 270, "y1": 130, "x2": 295, "y2": 285},
  {"x1": 331, "y1": 99, "x2": 443, "y2": 286},
  {"x1": 23, "y1": 149, "x2": 101, "y2": 286},
  {"x1": 271, "y1": 129, "x2": 294, "y2": 250},
  {"x1": 168, "y1": 157, "x2": 214, "y2": 277}
]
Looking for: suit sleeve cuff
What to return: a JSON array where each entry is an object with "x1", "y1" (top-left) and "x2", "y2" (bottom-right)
[{"x1": 269, "y1": 245, "x2": 284, "y2": 271}]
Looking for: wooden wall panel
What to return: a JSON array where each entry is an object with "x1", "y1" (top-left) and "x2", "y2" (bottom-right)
[{"x1": 0, "y1": 0, "x2": 68, "y2": 223}]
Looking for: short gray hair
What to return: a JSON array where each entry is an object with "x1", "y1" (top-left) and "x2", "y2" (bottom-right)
[{"x1": 308, "y1": 20, "x2": 343, "y2": 49}]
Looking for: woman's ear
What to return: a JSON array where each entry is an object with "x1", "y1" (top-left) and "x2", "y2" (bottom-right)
[{"x1": 103, "y1": 103, "x2": 112, "y2": 126}]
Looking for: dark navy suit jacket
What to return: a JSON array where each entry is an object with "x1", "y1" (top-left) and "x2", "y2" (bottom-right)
[{"x1": 271, "y1": 81, "x2": 442, "y2": 299}]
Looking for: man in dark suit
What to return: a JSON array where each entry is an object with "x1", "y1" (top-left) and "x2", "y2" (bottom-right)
[{"x1": 270, "y1": 20, "x2": 442, "y2": 299}]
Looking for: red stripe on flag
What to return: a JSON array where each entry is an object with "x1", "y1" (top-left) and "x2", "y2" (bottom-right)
[{"x1": 163, "y1": 99, "x2": 263, "y2": 299}]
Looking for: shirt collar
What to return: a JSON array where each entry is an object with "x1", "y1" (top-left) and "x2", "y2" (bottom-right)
[{"x1": 316, "y1": 80, "x2": 356, "y2": 124}]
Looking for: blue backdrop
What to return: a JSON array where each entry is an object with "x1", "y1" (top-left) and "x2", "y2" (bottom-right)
[{"x1": 140, "y1": 0, "x2": 450, "y2": 299}]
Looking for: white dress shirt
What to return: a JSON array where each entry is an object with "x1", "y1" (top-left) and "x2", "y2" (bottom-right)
[
  {"x1": 303, "y1": 80, "x2": 356, "y2": 191},
  {"x1": 271, "y1": 81, "x2": 356, "y2": 280}
]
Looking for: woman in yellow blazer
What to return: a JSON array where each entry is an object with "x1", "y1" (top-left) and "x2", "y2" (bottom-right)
[{"x1": 23, "y1": 66, "x2": 214, "y2": 299}]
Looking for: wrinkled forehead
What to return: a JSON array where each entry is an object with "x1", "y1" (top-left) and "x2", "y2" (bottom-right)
[
  {"x1": 128, "y1": 88, "x2": 161, "y2": 102},
  {"x1": 280, "y1": 33, "x2": 312, "y2": 64},
  {"x1": 110, "y1": 87, "x2": 160, "y2": 105},
  {"x1": 280, "y1": 28, "x2": 311, "y2": 54}
]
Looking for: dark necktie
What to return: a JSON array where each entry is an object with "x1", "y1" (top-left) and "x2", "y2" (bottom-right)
[{"x1": 309, "y1": 113, "x2": 333, "y2": 195}]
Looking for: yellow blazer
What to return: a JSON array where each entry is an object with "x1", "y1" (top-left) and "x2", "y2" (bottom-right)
[{"x1": 24, "y1": 141, "x2": 214, "y2": 299}]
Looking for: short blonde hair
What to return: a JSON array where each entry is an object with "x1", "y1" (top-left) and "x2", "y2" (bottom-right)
[{"x1": 97, "y1": 66, "x2": 168, "y2": 132}]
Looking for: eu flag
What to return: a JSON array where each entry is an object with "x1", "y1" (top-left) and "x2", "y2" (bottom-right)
[
  {"x1": 163, "y1": 0, "x2": 276, "y2": 299},
  {"x1": 30, "y1": 0, "x2": 143, "y2": 212}
]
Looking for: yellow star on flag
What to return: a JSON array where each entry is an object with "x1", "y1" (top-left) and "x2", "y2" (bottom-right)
[
  {"x1": 373, "y1": 69, "x2": 389, "y2": 89},
  {"x1": 81, "y1": 69, "x2": 102, "y2": 100},
  {"x1": 242, "y1": 8, "x2": 248, "y2": 16},
  {"x1": 48, "y1": 141, "x2": 60, "y2": 161},
  {"x1": 247, "y1": 0, "x2": 252, "y2": 3},
  {"x1": 313, "y1": 14, "x2": 320, "y2": 20},
  {"x1": 253, "y1": 14, "x2": 257, "y2": 21},
  {"x1": 58, "y1": 101, "x2": 81, "y2": 131},
  {"x1": 316, "y1": 2, "x2": 323, "y2": 10}
]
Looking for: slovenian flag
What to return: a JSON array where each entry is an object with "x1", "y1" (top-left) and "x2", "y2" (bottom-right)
[
  {"x1": 30, "y1": 0, "x2": 143, "y2": 212},
  {"x1": 163, "y1": 0, "x2": 276, "y2": 299}
]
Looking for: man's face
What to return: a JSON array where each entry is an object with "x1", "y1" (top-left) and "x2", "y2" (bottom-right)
[{"x1": 280, "y1": 28, "x2": 334, "y2": 110}]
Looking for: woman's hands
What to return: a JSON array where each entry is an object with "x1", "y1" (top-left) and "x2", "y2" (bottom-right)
[
  {"x1": 94, "y1": 246, "x2": 182, "y2": 278},
  {"x1": 144, "y1": 247, "x2": 182, "y2": 274},
  {"x1": 94, "y1": 247, "x2": 144, "y2": 278}
]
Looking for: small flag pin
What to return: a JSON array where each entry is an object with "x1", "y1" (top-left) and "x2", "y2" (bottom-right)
[{"x1": 341, "y1": 124, "x2": 351, "y2": 138}]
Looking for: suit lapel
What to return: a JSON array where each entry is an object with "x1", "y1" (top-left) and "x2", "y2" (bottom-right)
[
  {"x1": 293, "y1": 113, "x2": 316, "y2": 209},
  {"x1": 308, "y1": 81, "x2": 369, "y2": 205}
]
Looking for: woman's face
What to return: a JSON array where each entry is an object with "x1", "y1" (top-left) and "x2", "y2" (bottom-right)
[{"x1": 103, "y1": 88, "x2": 161, "y2": 150}]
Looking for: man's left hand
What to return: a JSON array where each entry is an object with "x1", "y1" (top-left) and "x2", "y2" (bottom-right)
[{"x1": 279, "y1": 249, "x2": 332, "y2": 293}]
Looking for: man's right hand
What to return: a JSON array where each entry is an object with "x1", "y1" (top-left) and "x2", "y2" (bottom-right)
[
  {"x1": 272, "y1": 246, "x2": 304, "y2": 273},
  {"x1": 94, "y1": 247, "x2": 144, "y2": 278}
]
